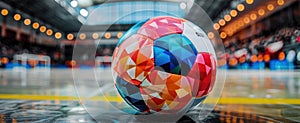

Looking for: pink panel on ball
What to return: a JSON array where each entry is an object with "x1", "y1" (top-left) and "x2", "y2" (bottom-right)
[{"x1": 137, "y1": 16, "x2": 184, "y2": 40}]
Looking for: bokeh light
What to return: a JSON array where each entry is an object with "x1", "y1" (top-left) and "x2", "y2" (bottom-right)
[
  {"x1": 32, "y1": 22, "x2": 40, "y2": 29},
  {"x1": 40, "y1": 26, "x2": 47, "y2": 33},
  {"x1": 237, "y1": 4, "x2": 245, "y2": 12},
  {"x1": 213, "y1": 23, "x2": 220, "y2": 30},
  {"x1": 267, "y1": 4, "x2": 274, "y2": 11},
  {"x1": 224, "y1": 15, "x2": 231, "y2": 22},
  {"x1": 104, "y1": 32, "x2": 111, "y2": 39},
  {"x1": 219, "y1": 19, "x2": 226, "y2": 26},
  {"x1": 92, "y1": 33, "x2": 99, "y2": 39},
  {"x1": 24, "y1": 18, "x2": 31, "y2": 25},
  {"x1": 46, "y1": 29, "x2": 53, "y2": 36},
  {"x1": 67, "y1": 33, "x2": 74, "y2": 40},
  {"x1": 55, "y1": 32, "x2": 62, "y2": 39},
  {"x1": 14, "y1": 14, "x2": 21, "y2": 21},
  {"x1": 258, "y1": 9, "x2": 265, "y2": 16},
  {"x1": 1, "y1": 9, "x2": 8, "y2": 16},
  {"x1": 79, "y1": 33, "x2": 86, "y2": 40},
  {"x1": 230, "y1": 10, "x2": 238, "y2": 17}
]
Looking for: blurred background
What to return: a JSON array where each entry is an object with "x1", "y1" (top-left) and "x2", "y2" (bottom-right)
[
  {"x1": 0, "y1": 0, "x2": 298, "y2": 69},
  {"x1": 0, "y1": 0, "x2": 299, "y2": 122}
]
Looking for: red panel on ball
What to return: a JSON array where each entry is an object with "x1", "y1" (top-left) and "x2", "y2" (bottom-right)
[{"x1": 187, "y1": 53, "x2": 216, "y2": 97}]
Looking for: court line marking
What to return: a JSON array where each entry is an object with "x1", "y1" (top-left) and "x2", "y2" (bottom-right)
[{"x1": 0, "y1": 94, "x2": 300, "y2": 104}]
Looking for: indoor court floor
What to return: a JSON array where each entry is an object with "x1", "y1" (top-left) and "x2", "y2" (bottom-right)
[{"x1": 0, "y1": 69, "x2": 299, "y2": 122}]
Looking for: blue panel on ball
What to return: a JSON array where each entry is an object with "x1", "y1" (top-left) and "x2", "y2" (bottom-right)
[
  {"x1": 117, "y1": 19, "x2": 149, "y2": 47},
  {"x1": 115, "y1": 76, "x2": 149, "y2": 112},
  {"x1": 154, "y1": 34, "x2": 197, "y2": 76},
  {"x1": 154, "y1": 46, "x2": 180, "y2": 74}
]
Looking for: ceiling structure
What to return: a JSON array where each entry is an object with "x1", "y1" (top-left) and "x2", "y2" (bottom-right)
[
  {"x1": 1, "y1": 0, "x2": 82, "y2": 33},
  {"x1": 1, "y1": 0, "x2": 231, "y2": 33}
]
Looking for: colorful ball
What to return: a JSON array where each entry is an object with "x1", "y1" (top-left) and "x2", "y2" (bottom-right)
[{"x1": 112, "y1": 16, "x2": 216, "y2": 113}]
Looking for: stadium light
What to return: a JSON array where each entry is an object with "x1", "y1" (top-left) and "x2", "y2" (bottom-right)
[
  {"x1": 14, "y1": 14, "x2": 21, "y2": 21},
  {"x1": 40, "y1": 26, "x2": 47, "y2": 33},
  {"x1": 117, "y1": 32, "x2": 123, "y2": 39},
  {"x1": 32, "y1": 22, "x2": 40, "y2": 29},
  {"x1": 104, "y1": 32, "x2": 111, "y2": 39},
  {"x1": 92, "y1": 33, "x2": 99, "y2": 39},
  {"x1": 219, "y1": 19, "x2": 226, "y2": 26},
  {"x1": 207, "y1": 32, "x2": 214, "y2": 39},
  {"x1": 237, "y1": 4, "x2": 245, "y2": 12},
  {"x1": 180, "y1": 2, "x2": 187, "y2": 10},
  {"x1": 277, "y1": 0, "x2": 284, "y2": 6},
  {"x1": 224, "y1": 15, "x2": 231, "y2": 22},
  {"x1": 46, "y1": 29, "x2": 53, "y2": 36},
  {"x1": 24, "y1": 19, "x2": 31, "y2": 25},
  {"x1": 220, "y1": 32, "x2": 227, "y2": 39},
  {"x1": 250, "y1": 13, "x2": 257, "y2": 20},
  {"x1": 1, "y1": 9, "x2": 8, "y2": 16},
  {"x1": 67, "y1": 33, "x2": 74, "y2": 40},
  {"x1": 70, "y1": 0, "x2": 78, "y2": 7},
  {"x1": 80, "y1": 9, "x2": 88, "y2": 17},
  {"x1": 79, "y1": 33, "x2": 86, "y2": 40},
  {"x1": 243, "y1": 16, "x2": 250, "y2": 24},
  {"x1": 230, "y1": 10, "x2": 238, "y2": 17},
  {"x1": 213, "y1": 23, "x2": 220, "y2": 30},
  {"x1": 267, "y1": 4, "x2": 274, "y2": 11},
  {"x1": 258, "y1": 9, "x2": 265, "y2": 16},
  {"x1": 55, "y1": 32, "x2": 62, "y2": 39},
  {"x1": 246, "y1": 0, "x2": 254, "y2": 5}
]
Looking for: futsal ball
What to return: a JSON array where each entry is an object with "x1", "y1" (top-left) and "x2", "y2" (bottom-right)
[{"x1": 112, "y1": 16, "x2": 216, "y2": 113}]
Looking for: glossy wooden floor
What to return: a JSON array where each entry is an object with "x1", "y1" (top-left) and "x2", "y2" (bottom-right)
[{"x1": 0, "y1": 69, "x2": 299, "y2": 122}]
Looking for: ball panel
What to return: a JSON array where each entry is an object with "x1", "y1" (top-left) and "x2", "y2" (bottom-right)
[
  {"x1": 117, "y1": 19, "x2": 149, "y2": 47},
  {"x1": 154, "y1": 34, "x2": 197, "y2": 76},
  {"x1": 137, "y1": 16, "x2": 184, "y2": 40},
  {"x1": 187, "y1": 52, "x2": 216, "y2": 97},
  {"x1": 183, "y1": 21, "x2": 217, "y2": 59},
  {"x1": 153, "y1": 46, "x2": 180, "y2": 75},
  {"x1": 115, "y1": 76, "x2": 150, "y2": 112},
  {"x1": 112, "y1": 34, "x2": 154, "y2": 86},
  {"x1": 140, "y1": 70, "x2": 192, "y2": 112}
]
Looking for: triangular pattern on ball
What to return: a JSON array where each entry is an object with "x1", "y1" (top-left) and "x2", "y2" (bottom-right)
[
  {"x1": 154, "y1": 34, "x2": 198, "y2": 76},
  {"x1": 137, "y1": 16, "x2": 184, "y2": 40},
  {"x1": 112, "y1": 16, "x2": 217, "y2": 113},
  {"x1": 187, "y1": 52, "x2": 217, "y2": 97},
  {"x1": 140, "y1": 70, "x2": 192, "y2": 112},
  {"x1": 113, "y1": 34, "x2": 154, "y2": 86},
  {"x1": 115, "y1": 76, "x2": 149, "y2": 112}
]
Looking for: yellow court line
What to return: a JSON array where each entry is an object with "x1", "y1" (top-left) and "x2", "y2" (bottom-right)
[{"x1": 0, "y1": 94, "x2": 300, "y2": 104}]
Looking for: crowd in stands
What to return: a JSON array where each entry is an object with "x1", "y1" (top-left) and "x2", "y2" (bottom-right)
[
  {"x1": 225, "y1": 26, "x2": 300, "y2": 56},
  {"x1": 0, "y1": 37, "x2": 60, "y2": 61}
]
